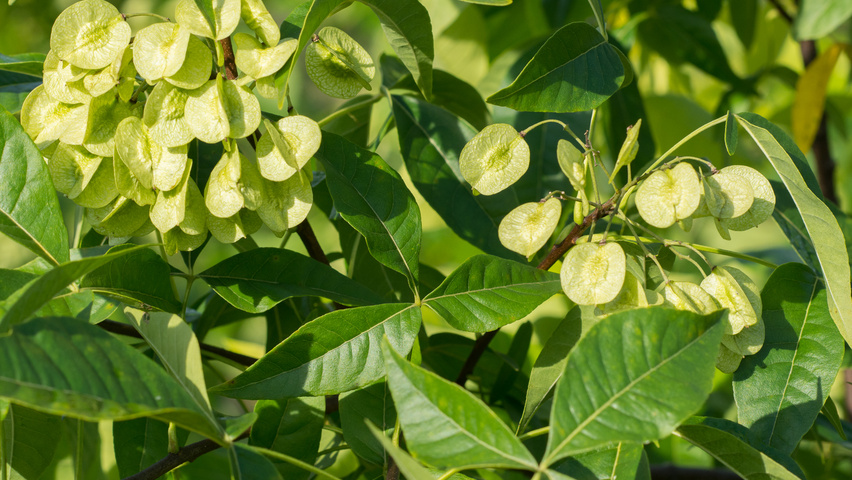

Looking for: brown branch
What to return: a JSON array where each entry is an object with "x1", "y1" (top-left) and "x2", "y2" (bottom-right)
[
  {"x1": 845, "y1": 369, "x2": 852, "y2": 419},
  {"x1": 297, "y1": 221, "x2": 331, "y2": 266},
  {"x1": 219, "y1": 37, "x2": 238, "y2": 81},
  {"x1": 800, "y1": 40, "x2": 838, "y2": 205},
  {"x1": 122, "y1": 431, "x2": 249, "y2": 480},
  {"x1": 98, "y1": 319, "x2": 258, "y2": 367},
  {"x1": 454, "y1": 199, "x2": 617, "y2": 386},
  {"x1": 651, "y1": 465, "x2": 740, "y2": 480}
]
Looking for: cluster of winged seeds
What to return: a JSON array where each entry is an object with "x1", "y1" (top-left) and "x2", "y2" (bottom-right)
[
  {"x1": 459, "y1": 119, "x2": 776, "y2": 372},
  {"x1": 21, "y1": 0, "x2": 376, "y2": 254}
]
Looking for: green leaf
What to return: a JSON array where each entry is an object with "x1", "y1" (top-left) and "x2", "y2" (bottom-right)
[
  {"x1": 249, "y1": 397, "x2": 324, "y2": 480},
  {"x1": 79, "y1": 246, "x2": 181, "y2": 313},
  {"x1": 0, "y1": 71, "x2": 41, "y2": 114},
  {"x1": 61, "y1": 418, "x2": 104, "y2": 480},
  {"x1": 0, "y1": 245, "x2": 151, "y2": 332},
  {"x1": 519, "y1": 307, "x2": 592, "y2": 432},
  {"x1": 199, "y1": 248, "x2": 384, "y2": 313},
  {"x1": 113, "y1": 418, "x2": 171, "y2": 478},
  {"x1": 339, "y1": 381, "x2": 397, "y2": 464},
  {"x1": 731, "y1": 0, "x2": 757, "y2": 48},
  {"x1": 458, "y1": 0, "x2": 511, "y2": 5},
  {"x1": 125, "y1": 309, "x2": 219, "y2": 432},
  {"x1": 724, "y1": 111, "x2": 738, "y2": 156},
  {"x1": 0, "y1": 52, "x2": 45, "y2": 77},
  {"x1": 737, "y1": 113, "x2": 852, "y2": 347},
  {"x1": 486, "y1": 22, "x2": 624, "y2": 113},
  {"x1": 637, "y1": 5, "x2": 740, "y2": 85},
  {"x1": 358, "y1": 0, "x2": 433, "y2": 99},
  {"x1": 490, "y1": 321, "x2": 532, "y2": 403},
  {"x1": 2, "y1": 404, "x2": 62, "y2": 480},
  {"x1": 793, "y1": 0, "x2": 852, "y2": 40},
  {"x1": 0, "y1": 317, "x2": 221, "y2": 441},
  {"x1": 821, "y1": 396, "x2": 847, "y2": 440},
  {"x1": 37, "y1": 290, "x2": 119, "y2": 324},
  {"x1": 392, "y1": 69, "x2": 490, "y2": 130},
  {"x1": 733, "y1": 263, "x2": 843, "y2": 454},
  {"x1": 366, "y1": 421, "x2": 433, "y2": 480},
  {"x1": 383, "y1": 339, "x2": 537, "y2": 470},
  {"x1": 423, "y1": 254, "x2": 561, "y2": 332},
  {"x1": 314, "y1": 132, "x2": 421, "y2": 294},
  {"x1": 550, "y1": 442, "x2": 646, "y2": 480},
  {"x1": 675, "y1": 416, "x2": 805, "y2": 479},
  {"x1": 543, "y1": 307, "x2": 724, "y2": 466},
  {"x1": 211, "y1": 303, "x2": 421, "y2": 398},
  {"x1": 391, "y1": 95, "x2": 520, "y2": 259},
  {"x1": 232, "y1": 443, "x2": 284, "y2": 480},
  {"x1": 770, "y1": 180, "x2": 819, "y2": 270},
  {"x1": 0, "y1": 104, "x2": 69, "y2": 266}
]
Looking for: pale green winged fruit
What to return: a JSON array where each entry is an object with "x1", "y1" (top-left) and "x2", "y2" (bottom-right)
[
  {"x1": 150, "y1": 159, "x2": 193, "y2": 233},
  {"x1": 635, "y1": 162, "x2": 700, "y2": 228},
  {"x1": 704, "y1": 171, "x2": 754, "y2": 219},
  {"x1": 609, "y1": 119, "x2": 642, "y2": 182},
  {"x1": 722, "y1": 319, "x2": 765, "y2": 356},
  {"x1": 113, "y1": 154, "x2": 156, "y2": 206},
  {"x1": 498, "y1": 198, "x2": 562, "y2": 258},
  {"x1": 596, "y1": 272, "x2": 648, "y2": 316},
  {"x1": 699, "y1": 266, "x2": 760, "y2": 335},
  {"x1": 460, "y1": 123, "x2": 530, "y2": 196},
  {"x1": 115, "y1": 117, "x2": 190, "y2": 193},
  {"x1": 73, "y1": 157, "x2": 119, "y2": 209},
  {"x1": 560, "y1": 242, "x2": 627, "y2": 306},
  {"x1": 556, "y1": 138, "x2": 585, "y2": 191},
  {"x1": 143, "y1": 81, "x2": 194, "y2": 148},
  {"x1": 233, "y1": 34, "x2": 298, "y2": 80},
  {"x1": 21, "y1": 85, "x2": 89, "y2": 148},
  {"x1": 208, "y1": 209, "x2": 262, "y2": 244},
  {"x1": 256, "y1": 116, "x2": 322, "y2": 181},
  {"x1": 175, "y1": 0, "x2": 240, "y2": 40},
  {"x1": 84, "y1": 46, "x2": 132, "y2": 97},
  {"x1": 205, "y1": 147, "x2": 265, "y2": 219},
  {"x1": 306, "y1": 26, "x2": 375, "y2": 99},
  {"x1": 240, "y1": 0, "x2": 279, "y2": 46},
  {"x1": 163, "y1": 177, "x2": 208, "y2": 254},
  {"x1": 257, "y1": 169, "x2": 314, "y2": 236},
  {"x1": 164, "y1": 34, "x2": 212, "y2": 90},
  {"x1": 718, "y1": 165, "x2": 776, "y2": 231},
  {"x1": 50, "y1": 0, "x2": 131, "y2": 70},
  {"x1": 185, "y1": 76, "x2": 261, "y2": 143},
  {"x1": 83, "y1": 89, "x2": 143, "y2": 157},
  {"x1": 716, "y1": 344, "x2": 742, "y2": 374},
  {"x1": 132, "y1": 22, "x2": 191, "y2": 83},
  {"x1": 87, "y1": 196, "x2": 153, "y2": 238},
  {"x1": 48, "y1": 143, "x2": 112, "y2": 203},
  {"x1": 663, "y1": 281, "x2": 720, "y2": 314},
  {"x1": 42, "y1": 50, "x2": 90, "y2": 105}
]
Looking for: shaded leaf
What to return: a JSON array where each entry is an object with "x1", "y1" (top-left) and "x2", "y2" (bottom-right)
[
  {"x1": 0, "y1": 52, "x2": 45, "y2": 77},
  {"x1": 543, "y1": 307, "x2": 724, "y2": 466},
  {"x1": 232, "y1": 443, "x2": 284, "y2": 480},
  {"x1": 199, "y1": 248, "x2": 384, "y2": 313},
  {"x1": 423, "y1": 254, "x2": 561, "y2": 332},
  {"x1": 113, "y1": 418, "x2": 171, "y2": 478},
  {"x1": 211, "y1": 303, "x2": 421, "y2": 398},
  {"x1": 366, "y1": 421, "x2": 433, "y2": 480},
  {"x1": 2, "y1": 404, "x2": 61, "y2": 480},
  {"x1": 551, "y1": 442, "x2": 645, "y2": 480},
  {"x1": 249, "y1": 397, "x2": 324, "y2": 479},
  {"x1": 340, "y1": 381, "x2": 397, "y2": 464},
  {"x1": 793, "y1": 0, "x2": 852, "y2": 40},
  {"x1": 393, "y1": 69, "x2": 490, "y2": 130}
]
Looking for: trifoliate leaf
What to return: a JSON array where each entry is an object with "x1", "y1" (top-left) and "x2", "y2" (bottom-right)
[
  {"x1": 175, "y1": 0, "x2": 240, "y2": 41},
  {"x1": 722, "y1": 318, "x2": 764, "y2": 356},
  {"x1": 306, "y1": 26, "x2": 375, "y2": 99},
  {"x1": 143, "y1": 81, "x2": 194, "y2": 148},
  {"x1": 256, "y1": 116, "x2": 321, "y2": 181},
  {"x1": 83, "y1": 90, "x2": 142, "y2": 157},
  {"x1": 164, "y1": 33, "x2": 212, "y2": 90},
  {"x1": 719, "y1": 165, "x2": 776, "y2": 231},
  {"x1": 459, "y1": 123, "x2": 530, "y2": 195},
  {"x1": 185, "y1": 77, "x2": 261, "y2": 143},
  {"x1": 704, "y1": 171, "x2": 754, "y2": 219},
  {"x1": 43, "y1": 50, "x2": 90, "y2": 105},
  {"x1": 560, "y1": 242, "x2": 626, "y2": 305},
  {"x1": 256, "y1": 169, "x2": 313, "y2": 235},
  {"x1": 113, "y1": 154, "x2": 156, "y2": 206},
  {"x1": 635, "y1": 162, "x2": 701, "y2": 228},
  {"x1": 664, "y1": 281, "x2": 720, "y2": 314},
  {"x1": 556, "y1": 138, "x2": 585, "y2": 191},
  {"x1": 700, "y1": 267, "x2": 759, "y2": 335},
  {"x1": 240, "y1": 0, "x2": 279, "y2": 46},
  {"x1": 233, "y1": 34, "x2": 297, "y2": 80},
  {"x1": 716, "y1": 343, "x2": 742, "y2": 374},
  {"x1": 48, "y1": 143, "x2": 103, "y2": 199},
  {"x1": 132, "y1": 22, "x2": 191, "y2": 83},
  {"x1": 87, "y1": 196, "x2": 152, "y2": 238},
  {"x1": 207, "y1": 209, "x2": 260, "y2": 243},
  {"x1": 497, "y1": 198, "x2": 562, "y2": 258},
  {"x1": 150, "y1": 159, "x2": 192, "y2": 232},
  {"x1": 50, "y1": 0, "x2": 131, "y2": 70},
  {"x1": 20, "y1": 85, "x2": 89, "y2": 148},
  {"x1": 609, "y1": 119, "x2": 642, "y2": 182}
]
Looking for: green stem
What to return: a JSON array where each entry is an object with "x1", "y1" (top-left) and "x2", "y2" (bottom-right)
[
  {"x1": 599, "y1": 233, "x2": 779, "y2": 269},
  {"x1": 181, "y1": 276, "x2": 196, "y2": 319},
  {"x1": 155, "y1": 231, "x2": 181, "y2": 301},
  {"x1": 252, "y1": 446, "x2": 342, "y2": 480},
  {"x1": 587, "y1": 0, "x2": 608, "y2": 40},
  {"x1": 122, "y1": 12, "x2": 172, "y2": 22},
  {"x1": 0, "y1": 405, "x2": 7, "y2": 480},
  {"x1": 518, "y1": 426, "x2": 550, "y2": 441},
  {"x1": 436, "y1": 469, "x2": 462, "y2": 480},
  {"x1": 642, "y1": 115, "x2": 727, "y2": 175},
  {"x1": 71, "y1": 205, "x2": 84, "y2": 249},
  {"x1": 317, "y1": 94, "x2": 383, "y2": 127},
  {"x1": 317, "y1": 444, "x2": 351, "y2": 457},
  {"x1": 520, "y1": 118, "x2": 567, "y2": 136},
  {"x1": 323, "y1": 424, "x2": 344, "y2": 436}
]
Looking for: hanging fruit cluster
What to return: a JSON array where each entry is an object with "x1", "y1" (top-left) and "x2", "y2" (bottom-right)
[
  {"x1": 460, "y1": 118, "x2": 776, "y2": 373},
  {"x1": 21, "y1": 0, "x2": 374, "y2": 254}
]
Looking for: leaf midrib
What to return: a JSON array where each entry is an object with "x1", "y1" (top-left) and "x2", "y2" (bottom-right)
[{"x1": 424, "y1": 278, "x2": 559, "y2": 302}]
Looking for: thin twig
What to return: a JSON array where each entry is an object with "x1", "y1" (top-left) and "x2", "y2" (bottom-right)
[
  {"x1": 297, "y1": 221, "x2": 331, "y2": 266},
  {"x1": 97, "y1": 319, "x2": 258, "y2": 367},
  {"x1": 767, "y1": 0, "x2": 794, "y2": 23},
  {"x1": 122, "y1": 432, "x2": 249, "y2": 480},
  {"x1": 219, "y1": 37, "x2": 238, "y2": 80}
]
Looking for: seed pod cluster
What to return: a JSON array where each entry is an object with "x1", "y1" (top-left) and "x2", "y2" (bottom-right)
[{"x1": 21, "y1": 0, "x2": 371, "y2": 253}]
